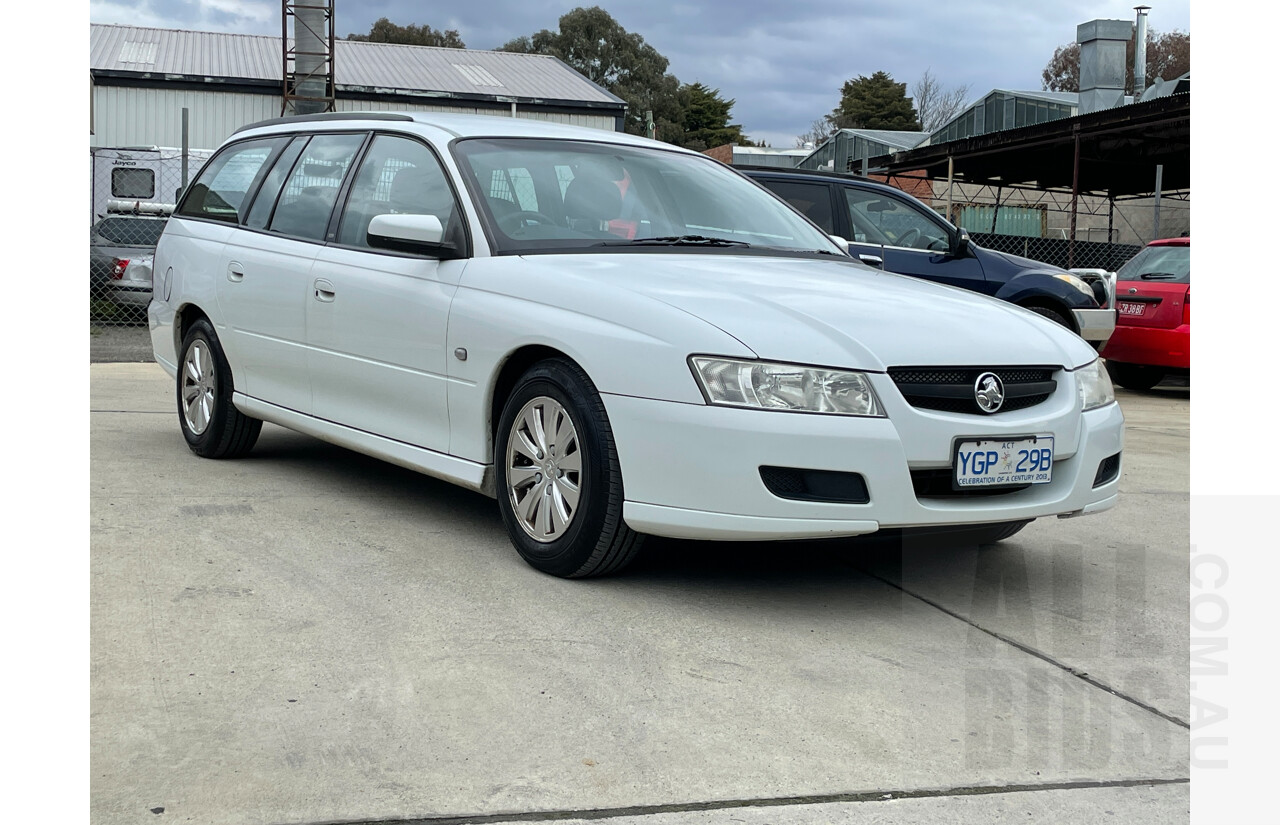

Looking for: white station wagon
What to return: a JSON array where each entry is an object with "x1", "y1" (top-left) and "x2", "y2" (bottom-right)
[{"x1": 150, "y1": 112, "x2": 1123, "y2": 577}]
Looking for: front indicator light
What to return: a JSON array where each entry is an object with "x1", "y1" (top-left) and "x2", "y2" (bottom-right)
[{"x1": 690, "y1": 357, "x2": 885, "y2": 417}]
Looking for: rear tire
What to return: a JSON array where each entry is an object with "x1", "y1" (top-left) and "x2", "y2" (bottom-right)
[
  {"x1": 1105, "y1": 360, "x2": 1164, "y2": 391},
  {"x1": 177, "y1": 319, "x2": 261, "y2": 458},
  {"x1": 494, "y1": 358, "x2": 644, "y2": 578}
]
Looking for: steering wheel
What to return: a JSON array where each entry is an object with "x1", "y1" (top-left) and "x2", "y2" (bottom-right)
[
  {"x1": 894, "y1": 227, "x2": 922, "y2": 248},
  {"x1": 498, "y1": 210, "x2": 557, "y2": 234}
]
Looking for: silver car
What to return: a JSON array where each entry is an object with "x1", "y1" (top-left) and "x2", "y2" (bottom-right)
[{"x1": 89, "y1": 212, "x2": 168, "y2": 320}]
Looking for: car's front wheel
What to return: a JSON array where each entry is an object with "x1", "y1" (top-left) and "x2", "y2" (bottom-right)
[
  {"x1": 177, "y1": 318, "x2": 262, "y2": 458},
  {"x1": 494, "y1": 358, "x2": 643, "y2": 577},
  {"x1": 1105, "y1": 360, "x2": 1165, "y2": 391}
]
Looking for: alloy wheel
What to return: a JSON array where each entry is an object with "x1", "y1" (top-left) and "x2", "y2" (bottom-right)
[{"x1": 505, "y1": 396, "x2": 584, "y2": 542}]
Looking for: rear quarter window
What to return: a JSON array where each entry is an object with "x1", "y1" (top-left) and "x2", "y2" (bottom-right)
[{"x1": 178, "y1": 137, "x2": 285, "y2": 223}]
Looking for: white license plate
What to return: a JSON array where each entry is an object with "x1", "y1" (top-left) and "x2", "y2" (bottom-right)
[
  {"x1": 955, "y1": 437, "x2": 1054, "y2": 488},
  {"x1": 1117, "y1": 301, "x2": 1145, "y2": 317}
]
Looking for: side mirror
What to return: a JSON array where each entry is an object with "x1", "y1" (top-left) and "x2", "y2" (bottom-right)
[
  {"x1": 953, "y1": 228, "x2": 971, "y2": 257},
  {"x1": 828, "y1": 235, "x2": 851, "y2": 255},
  {"x1": 367, "y1": 213, "x2": 453, "y2": 256}
]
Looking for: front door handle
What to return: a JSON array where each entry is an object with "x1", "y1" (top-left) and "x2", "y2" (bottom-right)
[
  {"x1": 227, "y1": 263, "x2": 245, "y2": 282},
  {"x1": 858, "y1": 254, "x2": 883, "y2": 268},
  {"x1": 314, "y1": 279, "x2": 336, "y2": 302}
]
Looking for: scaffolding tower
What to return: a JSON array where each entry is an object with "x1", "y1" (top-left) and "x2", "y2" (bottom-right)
[{"x1": 282, "y1": 1, "x2": 335, "y2": 115}]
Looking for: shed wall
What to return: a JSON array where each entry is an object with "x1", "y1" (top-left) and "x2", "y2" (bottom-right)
[{"x1": 92, "y1": 86, "x2": 617, "y2": 151}]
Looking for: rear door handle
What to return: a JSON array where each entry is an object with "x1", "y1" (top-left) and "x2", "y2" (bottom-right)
[
  {"x1": 227, "y1": 263, "x2": 245, "y2": 282},
  {"x1": 314, "y1": 278, "x2": 336, "y2": 302}
]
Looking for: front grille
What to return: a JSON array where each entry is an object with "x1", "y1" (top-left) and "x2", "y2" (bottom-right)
[
  {"x1": 760, "y1": 466, "x2": 870, "y2": 504},
  {"x1": 888, "y1": 366, "x2": 1057, "y2": 415},
  {"x1": 1093, "y1": 452, "x2": 1122, "y2": 487},
  {"x1": 910, "y1": 468, "x2": 1030, "y2": 499}
]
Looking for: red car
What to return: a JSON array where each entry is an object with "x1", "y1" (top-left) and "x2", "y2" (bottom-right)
[{"x1": 1101, "y1": 237, "x2": 1190, "y2": 390}]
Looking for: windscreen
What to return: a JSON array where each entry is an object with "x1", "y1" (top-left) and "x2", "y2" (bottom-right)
[{"x1": 452, "y1": 138, "x2": 840, "y2": 256}]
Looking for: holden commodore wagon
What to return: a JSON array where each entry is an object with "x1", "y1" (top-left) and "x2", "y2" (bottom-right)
[{"x1": 149, "y1": 112, "x2": 1123, "y2": 577}]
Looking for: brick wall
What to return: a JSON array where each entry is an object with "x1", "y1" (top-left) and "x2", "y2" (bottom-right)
[
  {"x1": 704, "y1": 144, "x2": 734, "y2": 164},
  {"x1": 873, "y1": 172, "x2": 933, "y2": 204}
]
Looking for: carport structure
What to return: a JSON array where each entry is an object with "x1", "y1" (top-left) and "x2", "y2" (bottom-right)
[{"x1": 873, "y1": 93, "x2": 1190, "y2": 268}]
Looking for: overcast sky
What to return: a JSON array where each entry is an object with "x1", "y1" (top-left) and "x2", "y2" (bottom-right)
[{"x1": 88, "y1": 0, "x2": 1191, "y2": 147}]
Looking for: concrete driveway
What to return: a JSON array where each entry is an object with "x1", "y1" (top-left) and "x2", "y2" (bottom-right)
[{"x1": 91, "y1": 363, "x2": 1189, "y2": 824}]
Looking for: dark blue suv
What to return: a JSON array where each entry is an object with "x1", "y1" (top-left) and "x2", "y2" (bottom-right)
[{"x1": 741, "y1": 167, "x2": 1115, "y2": 349}]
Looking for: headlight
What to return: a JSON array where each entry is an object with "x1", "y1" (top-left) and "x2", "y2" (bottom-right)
[
  {"x1": 690, "y1": 357, "x2": 885, "y2": 417},
  {"x1": 1053, "y1": 272, "x2": 1095, "y2": 299},
  {"x1": 1075, "y1": 359, "x2": 1115, "y2": 411}
]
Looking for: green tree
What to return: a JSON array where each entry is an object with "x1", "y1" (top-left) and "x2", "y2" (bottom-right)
[
  {"x1": 1042, "y1": 29, "x2": 1190, "y2": 94},
  {"x1": 830, "y1": 71, "x2": 920, "y2": 131},
  {"x1": 347, "y1": 18, "x2": 466, "y2": 48},
  {"x1": 499, "y1": 6, "x2": 681, "y2": 138},
  {"x1": 670, "y1": 82, "x2": 749, "y2": 150}
]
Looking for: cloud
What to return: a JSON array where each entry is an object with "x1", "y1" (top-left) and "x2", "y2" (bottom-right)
[
  {"x1": 88, "y1": 0, "x2": 1191, "y2": 144},
  {"x1": 89, "y1": 0, "x2": 274, "y2": 32}
]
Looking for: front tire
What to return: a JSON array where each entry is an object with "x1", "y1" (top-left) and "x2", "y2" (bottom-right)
[
  {"x1": 1026, "y1": 304, "x2": 1073, "y2": 331},
  {"x1": 1105, "y1": 360, "x2": 1164, "y2": 391},
  {"x1": 494, "y1": 358, "x2": 643, "y2": 578},
  {"x1": 177, "y1": 319, "x2": 261, "y2": 458}
]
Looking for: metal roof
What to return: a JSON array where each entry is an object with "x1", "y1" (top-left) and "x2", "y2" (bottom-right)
[
  {"x1": 987, "y1": 89, "x2": 1080, "y2": 106},
  {"x1": 838, "y1": 129, "x2": 928, "y2": 151},
  {"x1": 90, "y1": 23, "x2": 625, "y2": 106},
  {"x1": 877, "y1": 93, "x2": 1190, "y2": 198}
]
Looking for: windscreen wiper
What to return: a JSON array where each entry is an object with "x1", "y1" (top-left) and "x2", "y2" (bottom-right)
[
  {"x1": 595, "y1": 234, "x2": 752, "y2": 248},
  {"x1": 1139, "y1": 272, "x2": 1181, "y2": 280}
]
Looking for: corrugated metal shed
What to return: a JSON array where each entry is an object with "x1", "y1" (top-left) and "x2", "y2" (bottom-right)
[
  {"x1": 838, "y1": 129, "x2": 928, "y2": 152},
  {"x1": 90, "y1": 23, "x2": 625, "y2": 107}
]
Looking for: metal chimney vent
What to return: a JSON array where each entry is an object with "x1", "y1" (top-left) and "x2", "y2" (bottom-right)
[
  {"x1": 1133, "y1": 6, "x2": 1151, "y2": 96},
  {"x1": 1076, "y1": 18, "x2": 1131, "y2": 115}
]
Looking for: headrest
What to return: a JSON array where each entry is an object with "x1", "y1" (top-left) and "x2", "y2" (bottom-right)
[{"x1": 563, "y1": 173, "x2": 622, "y2": 222}]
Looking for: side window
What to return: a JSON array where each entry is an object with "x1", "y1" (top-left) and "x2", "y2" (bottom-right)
[
  {"x1": 844, "y1": 188, "x2": 950, "y2": 252},
  {"x1": 337, "y1": 134, "x2": 458, "y2": 248},
  {"x1": 761, "y1": 180, "x2": 835, "y2": 234},
  {"x1": 268, "y1": 133, "x2": 366, "y2": 241},
  {"x1": 178, "y1": 138, "x2": 283, "y2": 223},
  {"x1": 245, "y1": 136, "x2": 308, "y2": 230}
]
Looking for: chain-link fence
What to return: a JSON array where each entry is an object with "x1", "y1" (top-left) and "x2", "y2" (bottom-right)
[
  {"x1": 923, "y1": 179, "x2": 1190, "y2": 274},
  {"x1": 90, "y1": 147, "x2": 209, "y2": 327}
]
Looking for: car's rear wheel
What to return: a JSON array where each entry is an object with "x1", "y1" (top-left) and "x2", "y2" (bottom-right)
[
  {"x1": 177, "y1": 319, "x2": 261, "y2": 458},
  {"x1": 494, "y1": 358, "x2": 643, "y2": 577},
  {"x1": 1105, "y1": 360, "x2": 1165, "y2": 391}
]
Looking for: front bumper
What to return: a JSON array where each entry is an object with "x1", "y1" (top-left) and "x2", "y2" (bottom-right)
[
  {"x1": 1072, "y1": 307, "x2": 1117, "y2": 347},
  {"x1": 604, "y1": 371, "x2": 1123, "y2": 541}
]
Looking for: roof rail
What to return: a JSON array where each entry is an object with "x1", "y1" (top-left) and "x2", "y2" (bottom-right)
[{"x1": 233, "y1": 112, "x2": 414, "y2": 135}]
